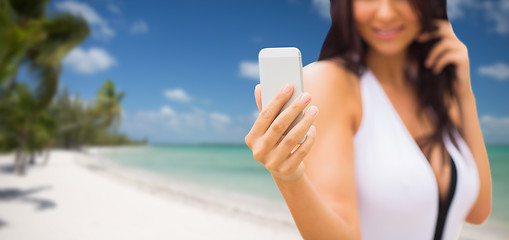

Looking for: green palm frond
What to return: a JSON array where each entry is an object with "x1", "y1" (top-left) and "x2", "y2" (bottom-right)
[
  {"x1": 0, "y1": 83, "x2": 34, "y2": 139},
  {"x1": 0, "y1": 5, "x2": 27, "y2": 85},
  {"x1": 31, "y1": 13, "x2": 89, "y2": 66},
  {"x1": 15, "y1": 83, "x2": 35, "y2": 110},
  {"x1": 26, "y1": 110, "x2": 57, "y2": 152},
  {"x1": 95, "y1": 80, "x2": 124, "y2": 128},
  {"x1": 9, "y1": 0, "x2": 49, "y2": 22},
  {"x1": 30, "y1": 62, "x2": 58, "y2": 110}
]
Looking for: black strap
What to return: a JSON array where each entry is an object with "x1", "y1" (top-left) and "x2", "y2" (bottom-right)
[{"x1": 433, "y1": 155, "x2": 457, "y2": 240}]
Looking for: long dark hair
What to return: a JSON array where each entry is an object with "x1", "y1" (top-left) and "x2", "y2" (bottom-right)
[{"x1": 319, "y1": 0, "x2": 458, "y2": 163}]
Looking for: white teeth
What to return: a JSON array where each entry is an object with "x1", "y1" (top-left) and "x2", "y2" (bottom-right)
[{"x1": 376, "y1": 29, "x2": 397, "y2": 34}]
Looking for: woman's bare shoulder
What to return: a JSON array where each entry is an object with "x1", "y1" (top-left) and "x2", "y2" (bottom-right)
[
  {"x1": 303, "y1": 60, "x2": 362, "y2": 130},
  {"x1": 304, "y1": 60, "x2": 358, "y2": 87}
]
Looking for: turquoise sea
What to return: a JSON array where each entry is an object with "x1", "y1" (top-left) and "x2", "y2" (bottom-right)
[{"x1": 98, "y1": 145, "x2": 509, "y2": 224}]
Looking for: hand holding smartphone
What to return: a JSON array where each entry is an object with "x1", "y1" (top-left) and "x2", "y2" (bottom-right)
[
  {"x1": 258, "y1": 47, "x2": 306, "y2": 143},
  {"x1": 246, "y1": 47, "x2": 317, "y2": 181}
]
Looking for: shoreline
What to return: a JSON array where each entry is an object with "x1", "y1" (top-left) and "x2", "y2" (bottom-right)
[
  {"x1": 78, "y1": 148, "x2": 297, "y2": 229},
  {"x1": 0, "y1": 148, "x2": 507, "y2": 239}
]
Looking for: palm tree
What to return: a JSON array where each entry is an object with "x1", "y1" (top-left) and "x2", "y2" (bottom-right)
[
  {"x1": 26, "y1": 110, "x2": 57, "y2": 165},
  {"x1": 0, "y1": 0, "x2": 89, "y2": 105},
  {"x1": 59, "y1": 80, "x2": 125, "y2": 134},
  {"x1": 0, "y1": 84, "x2": 57, "y2": 174},
  {"x1": 0, "y1": 0, "x2": 89, "y2": 175}
]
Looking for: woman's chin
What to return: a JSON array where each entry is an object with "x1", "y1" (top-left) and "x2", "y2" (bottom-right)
[{"x1": 372, "y1": 45, "x2": 408, "y2": 57}]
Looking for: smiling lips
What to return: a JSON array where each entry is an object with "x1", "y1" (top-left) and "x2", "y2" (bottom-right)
[{"x1": 373, "y1": 26, "x2": 404, "y2": 40}]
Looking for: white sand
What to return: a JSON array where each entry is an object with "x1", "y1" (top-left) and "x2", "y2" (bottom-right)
[
  {"x1": 0, "y1": 149, "x2": 506, "y2": 240},
  {"x1": 0, "y1": 150, "x2": 301, "y2": 240}
]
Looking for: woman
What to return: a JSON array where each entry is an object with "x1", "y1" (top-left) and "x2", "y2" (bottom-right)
[{"x1": 244, "y1": 0, "x2": 492, "y2": 239}]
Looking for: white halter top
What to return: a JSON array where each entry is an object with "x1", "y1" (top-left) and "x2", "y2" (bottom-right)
[{"x1": 353, "y1": 70, "x2": 480, "y2": 240}]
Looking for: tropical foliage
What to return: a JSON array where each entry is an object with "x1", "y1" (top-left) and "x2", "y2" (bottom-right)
[
  {"x1": 0, "y1": 0, "x2": 143, "y2": 175},
  {"x1": 51, "y1": 82, "x2": 145, "y2": 149}
]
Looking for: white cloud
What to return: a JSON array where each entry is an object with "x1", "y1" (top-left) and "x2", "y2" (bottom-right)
[
  {"x1": 56, "y1": 1, "x2": 115, "y2": 40},
  {"x1": 312, "y1": 0, "x2": 330, "y2": 19},
  {"x1": 164, "y1": 88, "x2": 192, "y2": 102},
  {"x1": 181, "y1": 108, "x2": 207, "y2": 129},
  {"x1": 239, "y1": 61, "x2": 259, "y2": 80},
  {"x1": 484, "y1": 0, "x2": 509, "y2": 34},
  {"x1": 447, "y1": 0, "x2": 477, "y2": 19},
  {"x1": 235, "y1": 110, "x2": 259, "y2": 126},
  {"x1": 130, "y1": 20, "x2": 149, "y2": 34},
  {"x1": 160, "y1": 106, "x2": 180, "y2": 128},
  {"x1": 160, "y1": 105, "x2": 176, "y2": 117},
  {"x1": 63, "y1": 47, "x2": 116, "y2": 74},
  {"x1": 107, "y1": 4, "x2": 121, "y2": 15},
  {"x1": 447, "y1": 0, "x2": 463, "y2": 19},
  {"x1": 210, "y1": 112, "x2": 231, "y2": 124},
  {"x1": 134, "y1": 105, "x2": 183, "y2": 129},
  {"x1": 121, "y1": 106, "x2": 246, "y2": 143},
  {"x1": 481, "y1": 115, "x2": 509, "y2": 127},
  {"x1": 447, "y1": 0, "x2": 509, "y2": 35},
  {"x1": 478, "y1": 62, "x2": 509, "y2": 81},
  {"x1": 480, "y1": 115, "x2": 509, "y2": 144}
]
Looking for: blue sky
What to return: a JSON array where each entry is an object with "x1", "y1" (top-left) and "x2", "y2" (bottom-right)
[{"x1": 50, "y1": 0, "x2": 509, "y2": 144}]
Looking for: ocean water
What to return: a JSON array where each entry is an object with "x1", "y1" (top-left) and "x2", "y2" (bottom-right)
[
  {"x1": 98, "y1": 145, "x2": 509, "y2": 224},
  {"x1": 487, "y1": 146, "x2": 509, "y2": 223},
  {"x1": 99, "y1": 145, "x2": 282, "y2": 199}
]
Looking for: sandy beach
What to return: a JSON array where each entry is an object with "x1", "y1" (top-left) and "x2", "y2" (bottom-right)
[
  {"x1": 0, "y1": 149, "x2": 506, "y2": 240},
  {"x1": 0, "y1": 150, "x2": 301, "y2": 240}
]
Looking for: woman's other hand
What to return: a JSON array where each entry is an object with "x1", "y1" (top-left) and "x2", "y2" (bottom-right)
[
  {"x1": 245, "y1": 84, "x2": 318, "y2": 182},
  {"x1": 417, "y1": 20, "x2": 472, "y2": 99}
]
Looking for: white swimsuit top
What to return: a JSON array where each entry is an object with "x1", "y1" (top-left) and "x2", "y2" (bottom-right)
[{"x1": 353, "y1": 70, "x2": 480, "y2": 240}]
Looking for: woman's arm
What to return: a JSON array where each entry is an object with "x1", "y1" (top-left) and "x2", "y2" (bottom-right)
[
  {"x1": 273, "y1": 173, "x2": 358, "y2": 240},
  {"x1": 456, "y1": 89, "x2": 492, "y2": 224},
  {"x1": 273, "y1": 61, "x2": 361, "y2": 239}
]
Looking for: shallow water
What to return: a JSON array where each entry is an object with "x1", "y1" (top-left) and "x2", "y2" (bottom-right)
[{"x1": 99, "y1": 144, "x2": 509, "y2": 224}]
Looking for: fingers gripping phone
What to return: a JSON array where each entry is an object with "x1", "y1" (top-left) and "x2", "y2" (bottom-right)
[{"x1": 258, "y1": 47, "x2": 306, "y2": 143}]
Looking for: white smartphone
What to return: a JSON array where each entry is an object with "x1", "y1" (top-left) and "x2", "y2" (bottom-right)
[{"x1": 258, "y1": 47, "x2": 305, "y2": 142}]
